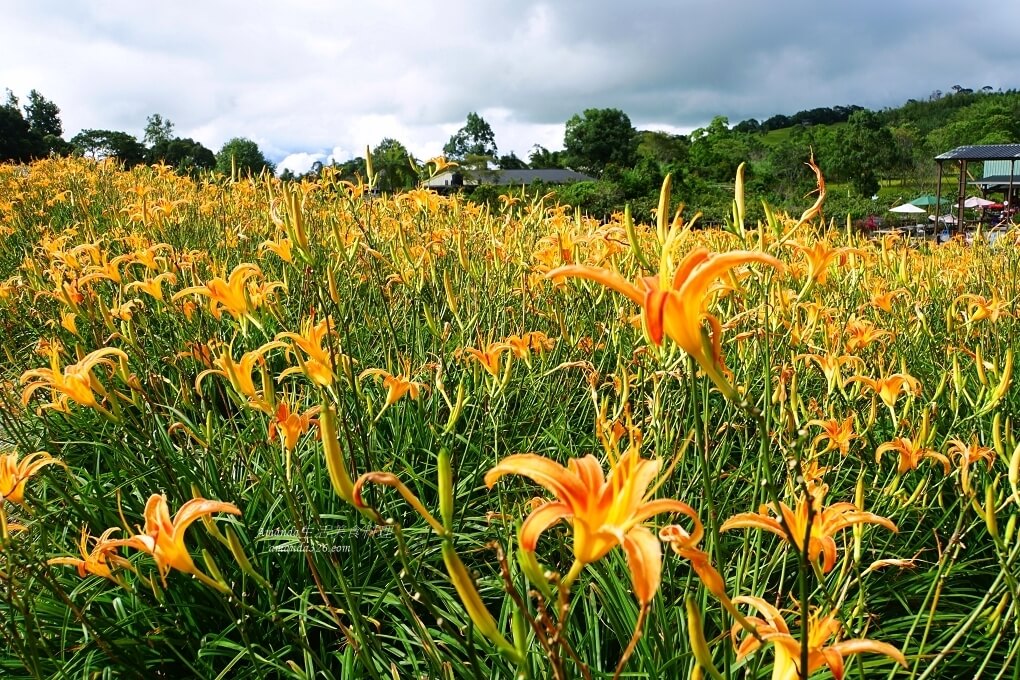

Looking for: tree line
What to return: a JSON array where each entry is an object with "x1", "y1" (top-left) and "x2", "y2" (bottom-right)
[
  {"x1": 3, "y1": 85, "x2": 1019, "y2": 222},
  {"x1": 1, "y1": 88, "x2": 275, "y2": 177}
]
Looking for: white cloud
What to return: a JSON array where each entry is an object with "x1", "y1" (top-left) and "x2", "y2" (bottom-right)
[
  {"x1": 277, "y1": 152, "x2": 326, "y2": 175},
  {"x1": 2, "y1": 0, "x2": 1020, "y2": 174}
]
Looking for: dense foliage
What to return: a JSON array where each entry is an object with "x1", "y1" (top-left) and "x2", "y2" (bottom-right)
[{"x1": 0, "y1": 157, "x2": 1018, "y2": 678}]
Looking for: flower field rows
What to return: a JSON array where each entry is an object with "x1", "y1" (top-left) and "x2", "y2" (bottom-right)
[{"x1": 0, "y1": 157, "x2": 1018, "y2": 678}]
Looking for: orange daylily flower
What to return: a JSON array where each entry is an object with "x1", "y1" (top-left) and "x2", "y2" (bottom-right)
[
  {"x1": 955, "y1": 293, "x2": 1010, "y2": 324},
  {"x1": 273, "y1": 317, "x2": 349, "y2": 387},
  {"x1": 845, "y1": 372, "x2": 921, "y2": 410},
  {"x1": 359, "y1": 368, "x2": 428, "y2": 408},
  {"x1": 876, "y1": 437, "x2": 950, "y2": 475},
  {"x1": 1, "y1": 449, "x2": 65, "y2": 506},
  {"x1": 461, "y1": 342, "x2": 511, "y2": 378},
  {"x1": 125, "y1": 271, "x2": 177, "y2": 301},
  {"x1": 172, "y1": 263, "x2": 282, "y2": 321},
  {"x1": 549, "y1": 247, "x2": 782, "y2": 399},
  {"x1": 731, "y1": 597, "x2": 907, "y2": 680},
  {"x1": 503, "y1": 331, "x2": 555, "y2": 361},
  {"x1": 195, "y1": 343, "x2": 276, "y2": 413},
  {"x1": 126, "y1": 493, "x2": 241, "y2": 587},
  {"x1": 268, "y1": 400, "x2": 320, "y2": 452},
  {"x1": 947, "y1": 435, "x2": 996, "y2": 494},
  {"x1": 485, "y1": 448, "x2": 698, "y2": 604},
  {"x1": 841, "y1": 317, "x2": 891, "y2": 353},
  {"x1": 787, "y1": 240, "x2": 863, "y2": 289},
  {"x1": 808, "y1": 417, "x2": 858, "y2": 456},
  {"x1": 48, "y1": 527, "x2": 135, "y2": 583},
  {"x1": 867, "y1": 288, "x2": 909, "y2": 314},
  {"x1": 20, "y1": 346, "x2": 128, "y2": 415},
  {"x1": 260, "y1": 235, "x2": 294, "y2": 263},
  {"x1": 720, "y1": 489, "x2": 897, "y2": 574},
  {"x1": 797, "y1": 352, "x2": 864, "y2": 395}
]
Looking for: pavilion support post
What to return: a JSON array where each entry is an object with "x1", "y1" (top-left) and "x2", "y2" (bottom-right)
[
  {"x1": 934, "y1": 161, "x2": 943, "y2": 237},
  {"x1": 957, "y1": 159, "x2": 967, "y2": 231},
  {"x1": 1009, "y1": 160, "x2": 1015, "y2": 221}
]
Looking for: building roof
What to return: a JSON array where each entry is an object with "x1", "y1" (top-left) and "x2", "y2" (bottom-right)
[
  {"x1": 424, "y1": 167, "x2": 593, "y2": 188},
  {"x1": 485, "y1": 168, "x2": 593, "y2": 185},
  {"x1": 935, "y1": 144, "x2": 1020, "y2": 161}
]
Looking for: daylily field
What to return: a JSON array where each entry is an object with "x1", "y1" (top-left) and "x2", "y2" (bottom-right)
[{"x1": 1, "y1": 156, "x2": 1019, "y2": 679}]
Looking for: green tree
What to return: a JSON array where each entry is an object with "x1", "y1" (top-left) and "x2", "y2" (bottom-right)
[
  {"x1": 370, "y1": 138, "x2": 418, "y2": 192},
  {"x1": 635, "y1": 130, "x2": 689, "y2": 166},
  {"x1": 215, "y1": 137, "x2": 275, "y2": 176},
  {"x1": 443, "y1": 112, "x2": 497, "y2": 161},
  {"x1": 148, "y1": 137, "x2": 215, "y2": 174},
  {"x1": 687, "y1": 116, "x2": 760, "y2": 183},
  {"x1": 70, "y1": 129, "x2": 146, "y2": 167},
  {"x1": 24, "y1": 89, "x2": 62, "y2": 139},
  {"x1": 563, "y1": 108, "x2": 637, "y2": 175},
  {"x1": 528, "y1": 145, "x2": 564, "y2": 169},
  {"x1": 332, "y1": 156, "x2": 368, "y2": 182},
  {"x1": 144, "y1": 114, "x2": 175, "y2": 147},
  {"x1": 829, "y1": 110, "x2": 895, "y2": 195},
  {"x1": 496, "y1": 152, "x2": 528, "y2": 170},
  {"x1": 0, "y1": 91, "x2": 35, "y2": 162}
]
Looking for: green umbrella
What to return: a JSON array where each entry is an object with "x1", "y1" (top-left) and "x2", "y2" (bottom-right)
[{"x1": 909, "y1": 194, "x2": 951, "y2": 208}]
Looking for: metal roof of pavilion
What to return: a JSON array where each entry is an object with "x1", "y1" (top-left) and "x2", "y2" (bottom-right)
[{"x1": 935, "y1": 144, "x2": 1020, "y2": 161}]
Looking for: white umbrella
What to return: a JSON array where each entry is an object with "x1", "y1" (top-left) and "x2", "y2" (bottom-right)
[
  {"x1": 889, "y1": 203, "x2": 926, "y2": 214},
  {"x1": 929, "y1": 214, "x2": 957, "y2": 224},
  {"x1": 963, "y1": 196, "x2": 995, "y2": 208}
]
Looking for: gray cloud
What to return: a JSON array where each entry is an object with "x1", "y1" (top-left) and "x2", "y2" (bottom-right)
[{"x1": 3, "y1": 0, "x2": 1018, "y2": 173}]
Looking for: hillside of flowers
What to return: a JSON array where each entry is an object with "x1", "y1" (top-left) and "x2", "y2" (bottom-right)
[{"x1": 0, "y1": 156, "x2": 1017, "y2": 679}]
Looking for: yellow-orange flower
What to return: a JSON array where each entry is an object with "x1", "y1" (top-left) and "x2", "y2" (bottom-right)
[
  {"x1": 274, "y1": 317, "x2": 348, "y2": 387},
  {"x1": 125, "y1": 272, "x2": 176, "y2": 301},
  {"x1": 485, "y1": 449, "x2": 698, "y2": 604},
  {"x1": 549, "y1": 247, "x2": 782, "y2": 399},
  {"x1": 876, "y1": 437, "x2": 950, "y2": 475},
  {"x1": 461, "y1": 342, "x2": 510, "y2": 378},
  {"x1": 841, "y1": 318, "x2": 891, "y2": 354},
  {"x1": 20, "y1": 346, "x2": 128, "y2": 414},
  {"x1": 173, "y1": 263, "x2": 282, "y2": 321},
  {"x1": 955, "y1": 293, "x2": 1010, "y2": 324},
  {"x1": 268, "y1": 400, "x2": 320, "y2": 452},
  {"x1": 504, "y1": 331, "x2": 555, "y2": 360},
  {"x1": 126, "y1": 493, "x2": 241, "y2": 585},
  {"x1": 947, "y1": 435, "x2": 996, "y2": 493},
  {"x1": 1, "y1": 449, "x2": 65, "y2": 506},
  {"x1": 731, "y1": 597, "x2": 906, "y2": 680},
  {"x1": 808, "y1": 417, "x2": 858, "y2": 456},
  {"x1": 48, "y1": 527, "x2": 134, "y2": 583},
  {"x1": 359, "y1": 368, "x2": 427, "y2": 408},
  {"x1": 721, "y1": 490, "x2": 897, "y2": 573},
  {"x1": 846, "y1": 372, "x2": 921, "y2": 410},
  {"x1": 787, "y1": 240, "x2": 863, "y2": 288},
  {"x1": 195, "y1": 343, "x2": 276, "y2": 413}
]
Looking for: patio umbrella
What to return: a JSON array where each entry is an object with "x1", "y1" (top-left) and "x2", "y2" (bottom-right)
[
  {"x1": 928, "y1": 214, "x2": 957, "y2": 224},
  {"x1": 889, "y1": 203, "x2": 926, "y2": 214},
  {"x1": 963, "y1": 196, "x2": 995, "y2": 208},
  {"x1": 909, "y1": 195, "x2": 951, "y2": 208}
]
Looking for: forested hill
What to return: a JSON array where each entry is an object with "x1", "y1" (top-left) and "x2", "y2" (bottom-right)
[
  {"x1": 550, "y1": 87, "x2": 1020, "y2": 223},
  {"x1": 3, "y1": 84, "x2": 1019, "y2": 222}
]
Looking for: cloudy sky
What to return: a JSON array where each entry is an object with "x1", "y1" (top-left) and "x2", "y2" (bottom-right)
[{"x1": 3, "y1": 1, "x2": 1019, "y2": 174}]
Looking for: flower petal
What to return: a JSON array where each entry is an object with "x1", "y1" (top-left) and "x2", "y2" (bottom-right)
[
  {"x1": 519, "y1": 501, "x2": 572, "y2": 551},
  {"x1": 621, "y1": 525, "x2": 662, "y2": 604},
  {"x1": 547, "y1": 264, "x2": 644, "y2": 306},
  {"x1": 485, "y1": 454, "x2": 587, "y2": 509}
]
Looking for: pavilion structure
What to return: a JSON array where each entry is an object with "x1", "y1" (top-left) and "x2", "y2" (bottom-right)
[{"x1": 933, "y1": 144, "x2": 1020, "y2": 231}]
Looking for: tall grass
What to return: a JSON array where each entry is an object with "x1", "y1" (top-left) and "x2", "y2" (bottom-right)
[{"x1": 0, "y1": 156, "x2": 1016, "y2": 678}]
